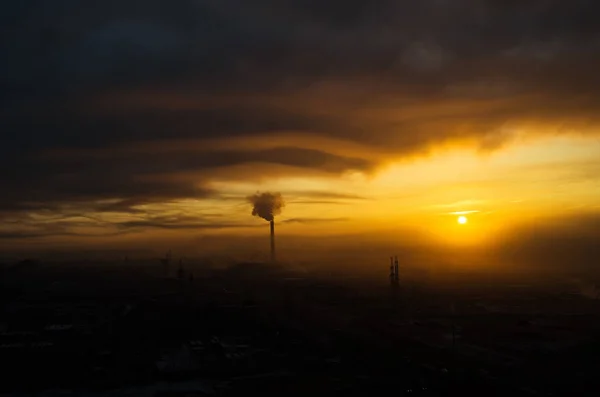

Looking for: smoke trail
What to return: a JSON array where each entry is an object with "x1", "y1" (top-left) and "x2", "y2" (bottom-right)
[{"x1": 247, "y1": 192, "x2": 285, "y2": 222}]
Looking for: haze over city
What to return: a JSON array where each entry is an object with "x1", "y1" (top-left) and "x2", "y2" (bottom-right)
[{"x1": 3, "y1": 2, "x2": 600, "y2": 395}]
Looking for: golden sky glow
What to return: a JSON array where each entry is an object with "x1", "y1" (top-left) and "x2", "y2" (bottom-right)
[
  {"x1": 3, "y1": 133, "x2": 599, "y2": 256},
  {"x1": 211, "y1": 134, "x2": 600, "y2": 240},
  {"x1": 3, "y1": 1, "x2": 600, "y2": 269}
]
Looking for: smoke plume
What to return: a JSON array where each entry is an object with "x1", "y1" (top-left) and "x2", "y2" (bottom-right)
[{"x1": 247, "y1": 192, "x2": 285, "y2": 222}]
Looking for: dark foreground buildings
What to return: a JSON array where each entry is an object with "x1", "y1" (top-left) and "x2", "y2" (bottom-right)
[{"x1": 2, "y1": 260, "x2": 600, "y2": 396}]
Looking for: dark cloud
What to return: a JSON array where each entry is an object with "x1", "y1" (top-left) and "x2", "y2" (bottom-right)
[
  {"x1": 280, "y1": 217, "x2": 349, "y2": 224},
  {"x1": 0, "y1": 204, "x2": 258, "y2": 241},
  {"x1": 289, "y1": 192, "x2": 368, "y2": 200},
  {"x1": 115, "y1": 219, "x2": 258, "y2": 231},
  {"x1": 286, "y1": 191, "x2": 369, "y2": 205},
  {"x1": 2, "y1": 0, "x2": 600, "y2": 241}
]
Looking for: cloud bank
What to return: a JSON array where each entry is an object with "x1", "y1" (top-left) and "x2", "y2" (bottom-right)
[{"x1": 2, "y1": 0, "x2": 600, "y2": 240}]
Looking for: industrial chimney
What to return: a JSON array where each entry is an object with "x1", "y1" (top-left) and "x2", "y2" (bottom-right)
[
  {"x1": 270, "y1": 220, "x2": 275, "y2": 263},
  {"x1": 247, "y1": 192, "x2": 284, "y2": 264}
]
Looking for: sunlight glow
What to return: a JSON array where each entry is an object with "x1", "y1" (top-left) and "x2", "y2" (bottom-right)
[{"x1": 458, "y1": 216, "x2": 468, "y2": 225}]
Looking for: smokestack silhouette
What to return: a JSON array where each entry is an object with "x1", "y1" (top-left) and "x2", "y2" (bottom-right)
[
  {"x1": 247, "y1": 192, "x2": 285, "y2": 263},
  {"x1": 270, "y1": 220, "x2": 275, "y2": 262}
]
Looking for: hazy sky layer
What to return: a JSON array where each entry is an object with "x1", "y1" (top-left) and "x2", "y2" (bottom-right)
[{"x1": 1, "y1": 1, "x2": 600, "y2": 265}]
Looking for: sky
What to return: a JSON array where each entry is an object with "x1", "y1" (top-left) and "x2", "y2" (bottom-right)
[{"x1": 1, "y1": 1, "x2": 599, "y2": 270}]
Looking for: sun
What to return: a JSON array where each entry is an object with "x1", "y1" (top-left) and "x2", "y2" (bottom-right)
[{"x1": 457, "y1": 215, "x2": 468, "y2": 225}]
